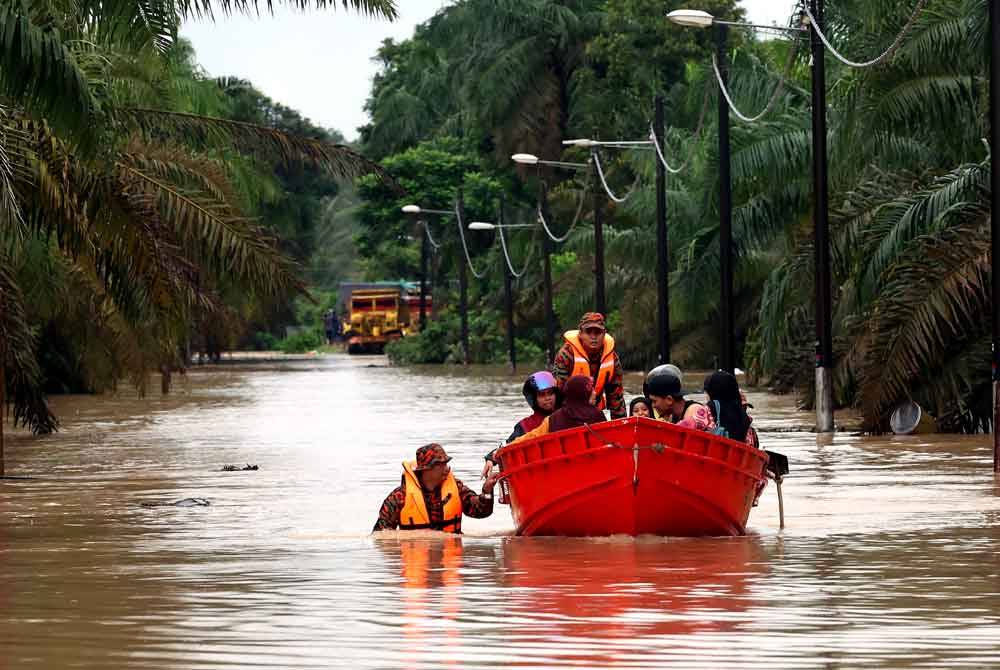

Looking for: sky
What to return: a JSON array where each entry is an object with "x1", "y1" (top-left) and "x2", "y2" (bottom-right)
[{"x1": 181, "y1": 1, "x2": 798, "y2": 141}]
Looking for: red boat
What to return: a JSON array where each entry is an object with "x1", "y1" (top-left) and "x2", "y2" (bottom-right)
[{"x1": 494, "y1": 416, "x2": 771, "y2": 537}]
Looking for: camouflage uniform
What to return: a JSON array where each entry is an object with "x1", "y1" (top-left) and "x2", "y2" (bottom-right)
[
  {"x1": 552, "y1": 313, "x2": 626, "y2": 419},
  {"x1": 373, "y1": 444, "x2": 494, "y2": 531}
]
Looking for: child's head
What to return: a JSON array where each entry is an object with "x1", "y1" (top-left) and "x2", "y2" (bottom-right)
[{"x1": 629, "y1": 397, "x2": 654, "y2": 418}]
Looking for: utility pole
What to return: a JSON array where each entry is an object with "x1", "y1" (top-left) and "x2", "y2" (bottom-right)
[
  {"x1": 810, "y1": 0, "x2": 835, "y2": 432},
  {"x1": 456, "y1": 189, "x2": 470, "y2": 365},
  {"x1": 990, "y1": 0, "x2": 1000, "y2": 470},
  {"x1": 419, "y1": 221, "x2": 429, "y2": 332},
  {"x1": 717, "y1": 24, "x2": 735, "y2": 374},
  {"x1": 500, "y1": 199, "x2": 517, "y2": 373},
  {"x1": 540, "y1": 183, "x2": 557, "y2": 364},
  {"x1": 592, "y1": 158, "x2": 608, "y2": 315},
  {"x1": 654, "y1": 95, "x2": 671, "y2": 364}
]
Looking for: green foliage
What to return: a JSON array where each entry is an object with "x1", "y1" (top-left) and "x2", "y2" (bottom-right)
[{"x1": 278, "y1": 328, "x2": 324, "y2": 353}]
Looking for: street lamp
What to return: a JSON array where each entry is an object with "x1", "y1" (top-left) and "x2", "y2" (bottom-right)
[
  {"x1": 400, "y1": 202, "x2": 471, "y2": 364},
  {"x1": 667, "y1": 7, "x2": 833, "y2": 431},
  {"x1": 468, "y1": 201, "x2": 524, "y2": 373},
  {"x1": 563, "y1": 96, "x2": 673, "y2": 366},
  {"x1": 512, "y1": 151, "x2": 607, "y2": 315}
]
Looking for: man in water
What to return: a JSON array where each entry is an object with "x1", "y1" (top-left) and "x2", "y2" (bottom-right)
[
  {"x1": 552, "y1": 312, "x2": 625, "y2": 419},
  {"x1": 373, "y1": 444, "x2": 499, "y2": 533}
]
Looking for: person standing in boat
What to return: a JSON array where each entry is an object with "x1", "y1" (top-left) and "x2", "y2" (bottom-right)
[
  {"x1": 509, "y1": 375, "x2": 607, "y2": 443},
  {"x1": 644, "y1": 365, "x2": 709, "y2": 426},
  {"x1": 373, "y1": 444, "x2": 499, "y2": 533},
  {"x1": 551, "y1": 312, "x2": 626, "y2": 419},
  {"x1": 482, "y1": 371, "x2": 562, "y2": 478}
]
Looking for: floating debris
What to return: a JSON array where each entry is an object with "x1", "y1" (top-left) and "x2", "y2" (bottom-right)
[
  {"x1": 221, "y1": 464, "x2": 259, "y2": 471},
  {"x1": 141, "y1": 497, "x2": 211, "y2": 508}
]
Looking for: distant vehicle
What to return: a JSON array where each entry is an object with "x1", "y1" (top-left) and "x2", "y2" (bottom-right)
[{"x1": 338, "y1": 282, "x2": 433, "y2": 354}]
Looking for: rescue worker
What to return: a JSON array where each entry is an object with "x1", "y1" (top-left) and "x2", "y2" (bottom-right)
[
  {"x1": 644, "y1": 364, "x2": 710, "y2": 426},
  {"x1": 702, "y1": 370, "x2": 760, "y2": 448},
  {"x1": 482, "y1": 371, "x2": 562, "y2": 478},
  {"x1": 509, "y1": 375, "x2": 607, "y2": 443},
  {"x1": 552, "y1": 312, "x2": 626, "y2": 419},
  {"x1": 373, "y1": 444, "x2": 499, "y2": 533}
]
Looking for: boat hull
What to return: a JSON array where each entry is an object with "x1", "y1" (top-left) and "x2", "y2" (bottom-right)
[{"x1": 495, "y1": 416, "x2": 768, "y2": 537}]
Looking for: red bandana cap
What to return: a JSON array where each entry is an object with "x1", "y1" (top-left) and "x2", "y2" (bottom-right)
[
  {"x1": 415, "y1": 443, "x2": 451, "y2": 470},
  {"x1": 578, "y1": 312, "x2": 606, "y2": 330}
]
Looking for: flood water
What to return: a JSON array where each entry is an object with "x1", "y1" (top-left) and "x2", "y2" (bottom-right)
[{"x1": 2, "y1": 355, "x2": 999, "y2": 669}]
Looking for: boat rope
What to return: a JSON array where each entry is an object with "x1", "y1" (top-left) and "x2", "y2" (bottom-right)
[
  {"x1": 711, "y1": 37, "x2": 799, "y2": 124},
  {"x1": 802, "y1": 0, "x2": 928, "y2": 69},
  {"x1": 453, "y1": 202, "x2": 489, "y2": 279}
]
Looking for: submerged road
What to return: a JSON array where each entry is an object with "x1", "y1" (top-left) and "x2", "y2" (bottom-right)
[{"x1": 1, "y1": 355, "x2": 998, "y2": 668}]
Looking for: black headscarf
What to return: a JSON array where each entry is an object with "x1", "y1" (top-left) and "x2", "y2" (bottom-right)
[
  {"x1": 703, "y1": 371, "x2": 750, "y2": 442},
  {"x1": 629, "y1": 396, "x2": 654, "y2": 417},
  {"x1": 548, "y1": 375, "x2": 606, "y2": 432}
]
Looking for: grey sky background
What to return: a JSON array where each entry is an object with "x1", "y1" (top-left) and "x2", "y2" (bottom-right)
[{"x1": 181, "y1": 1, "x2": 797, "y2": 140}]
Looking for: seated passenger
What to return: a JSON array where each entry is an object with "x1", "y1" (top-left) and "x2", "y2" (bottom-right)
[
  {"x1": 482, "y1": 371, "x2": 561, "y2": 477},
  {"x1": 629, "y1": 396, "x2": 654, "y2": 418},
  {"x1": 702, "y1": 371, "x2": 760, "y2": 448},
  {"x1": 511, "y1": 375, "x2": 606, "y2": 443},
  {"x1": 644, "y1": 365, "x2": 711, "y2": 426}
]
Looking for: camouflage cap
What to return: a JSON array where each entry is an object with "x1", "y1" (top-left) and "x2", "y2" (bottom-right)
[
  {"x1": 414, "y1": 443, "x2": 452, "y2": 470},
  {"x1": 578, "y1": 312, "x2": 606, "y2": 330}
]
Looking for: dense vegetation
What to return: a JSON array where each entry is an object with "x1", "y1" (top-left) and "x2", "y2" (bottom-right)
[
  {"x1": 356, "y1": 0, "x2": 991, "y2": 432},
  {"x1": 0, "y1": 0, "x2": 397, "y2": 445}
]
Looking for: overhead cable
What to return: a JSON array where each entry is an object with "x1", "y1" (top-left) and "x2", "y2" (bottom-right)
[
  {"x1": 592, "y1": 151, "x2": 640, "y2": 203},
  {"x1": 537, "y1": 175, "x2": 590, "y2": 243},
  {"x1": 711, "y1": 38, "x2": 799, "y2": 124},
  {"x1": 801, "y1": 0, "x2": 929, "y2": 69},
  {"x1": 453, "y1": 202, "x2": 489, "y2": 279}
]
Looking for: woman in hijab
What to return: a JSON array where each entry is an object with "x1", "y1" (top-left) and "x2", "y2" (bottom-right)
[
  {"x1": 702, "y1": 370, "x2": 759, "y2": 448},
  {"x1": 511, "y1": 375, "x2": 607, "y2": 442}
]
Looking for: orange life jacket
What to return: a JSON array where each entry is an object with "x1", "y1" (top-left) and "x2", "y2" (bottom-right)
[
  {"x1": 400, "y1": 461, "x2": 463, "y2": 533},
  {"x1": 564, "y1": 330, "x2": 616, "y2": 410}
]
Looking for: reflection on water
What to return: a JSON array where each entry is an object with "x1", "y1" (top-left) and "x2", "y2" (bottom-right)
[{"x1": 2, "y1": 355, "x2": 1000, "y2": 668}]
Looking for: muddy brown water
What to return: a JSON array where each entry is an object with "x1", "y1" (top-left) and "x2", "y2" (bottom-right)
[{"x1": 2, "y1": 355, "x2": 999, "y2": 669}]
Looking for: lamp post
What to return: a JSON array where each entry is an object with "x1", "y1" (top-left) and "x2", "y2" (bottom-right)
[
  {"x1": 512, "y1": 153, "x2": 604, "y2": 313},
  {"x1": 401, "y1": 204, "x2": 437, "y2": 331},
  {"x1": 667, "y1": 8, "x2": 828, "y2": 425},
  {"x1": 469, "y1": 216, "x2": 535, "y2": 374},
  {"x1": 400, "y1": 202, "x2": 467, "y2": 362},
  {"x1": 991, "y1": 0, "x2": 999, "y2": 471}
]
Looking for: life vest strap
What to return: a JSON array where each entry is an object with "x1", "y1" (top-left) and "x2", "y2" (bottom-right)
[{"x1": 399, "y1": 516, "x2": 462, "y2": 531}]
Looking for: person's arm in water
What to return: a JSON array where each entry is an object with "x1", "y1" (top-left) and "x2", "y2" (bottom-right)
[
  {"x1": 605, "y1": 354, "x2": 627, "y2": 419},
  {"x1": 457, "y1": 478, "x2": 497, "y2": 518},
  {"x1": 372, "y1": 485, "x2": 405, "y2": 531}
]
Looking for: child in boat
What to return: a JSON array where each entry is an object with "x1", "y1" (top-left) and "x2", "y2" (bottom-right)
[
  {"x1": 482, "y1": 371, "x2": 562, "y2": 478},
  {"x1": 509, "y1": 375, "x2": 606, "y2": 443},
  {"x1": 629, "y1": 397, "x2": 654, "y2": 418},
  {"x1": 698, "y1": 371, "x2": 760, "y2": 448}
]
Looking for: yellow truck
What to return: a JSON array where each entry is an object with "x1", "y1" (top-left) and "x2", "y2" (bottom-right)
[{"x1": 339, "y1": 282, "x2": 430, "y2": 354}]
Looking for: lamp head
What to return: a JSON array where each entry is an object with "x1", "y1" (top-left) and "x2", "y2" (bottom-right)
[
  {"x1": 562, "y1": 138, "x2": 597, "y2": 148},
  {"x1": 401, "y1": 205, "x2": 421, "y2": 214},
  {"x1": 666, "y1": 9, "x2": 715, "y2": 28},
  {"x1": 468, "y1": 222, "x2": 496, "y2": 231},
  {"x1": 511, "y1": 153, "x2": 539, "y2": 165}
]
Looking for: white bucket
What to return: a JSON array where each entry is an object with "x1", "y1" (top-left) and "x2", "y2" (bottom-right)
[{"x1": 890, "y1": 400, "x2": 936, "y2": 435}]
